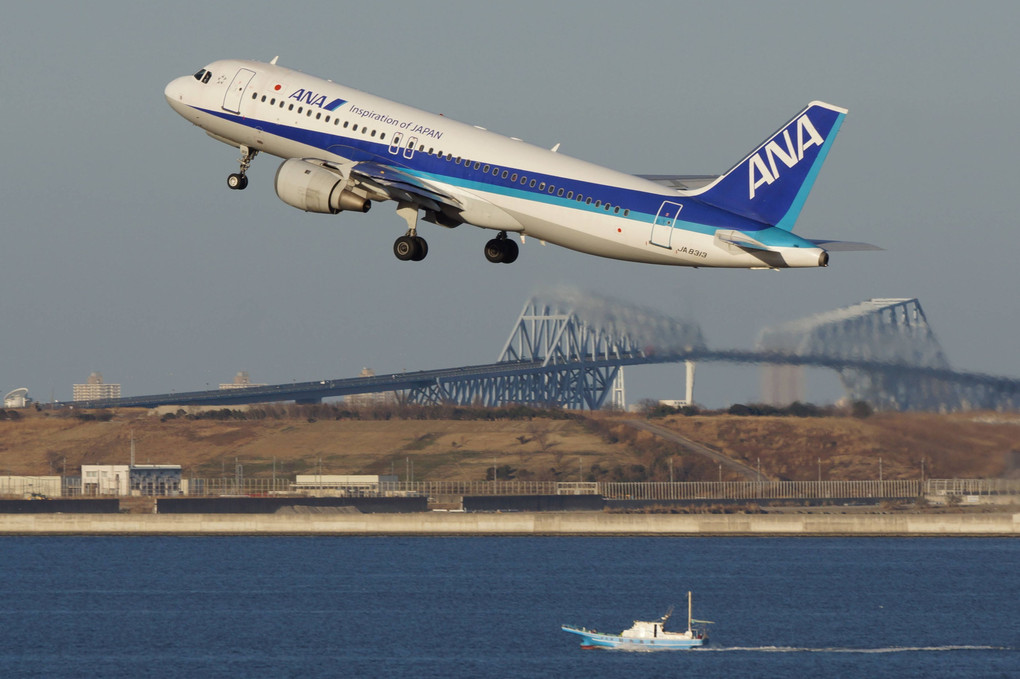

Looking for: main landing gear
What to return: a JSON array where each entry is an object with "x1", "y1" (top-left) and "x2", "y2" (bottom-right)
[
  {"x1": 390, "y1": 205, "x2": 520, "y2": 264},
  {"x1": 393, "y1": 203, "x2": 429, "y2": 261},
  {"x1": 227, "y1": 146, "x2": 259, "y2": 190},
  {"x1": 484, "y1": 232, "x2": 519, "y2": 263}
]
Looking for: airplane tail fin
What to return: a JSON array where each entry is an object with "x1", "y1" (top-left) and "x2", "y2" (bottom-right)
[{"x1": 690, "y1": 101, "x2": 847, "y2": 231}]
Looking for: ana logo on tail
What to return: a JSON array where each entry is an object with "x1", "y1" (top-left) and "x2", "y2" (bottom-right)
[{"x1": 747, "y1": 114, "x2": 824, "y2": 199}]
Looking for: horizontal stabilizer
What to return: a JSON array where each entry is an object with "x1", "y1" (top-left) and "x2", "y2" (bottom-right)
[
  {"x1": 636, "y1": 174, "x2": 719, "y2": 191},
  {"x1": 714, "y1": 229, "x2": 773, "y2": 252},
  {"x1": 809, "y1": 239, "x2": 883, "y2": 252}
]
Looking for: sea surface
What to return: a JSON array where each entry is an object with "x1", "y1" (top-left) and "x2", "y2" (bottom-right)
[{"x1": 0, "y1": 536, "x2": 1015, "y2": 678}]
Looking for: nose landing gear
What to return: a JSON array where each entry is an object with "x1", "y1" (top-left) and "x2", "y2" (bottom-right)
[{"x1": 227, "y1": 146, "x2": 259, "y2": 190}]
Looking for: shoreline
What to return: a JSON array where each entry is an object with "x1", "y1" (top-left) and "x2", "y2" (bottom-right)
[{"x1": 0, "y1": 511, "x2": 1017, "y2": 537}]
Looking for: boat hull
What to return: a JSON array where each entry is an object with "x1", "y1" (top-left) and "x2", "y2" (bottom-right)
[{"x1": 561, "y1": 626, "x2": 706, "y2": 650}]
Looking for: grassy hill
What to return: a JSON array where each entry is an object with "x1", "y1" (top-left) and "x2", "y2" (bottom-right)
[{"x1": 0, "y1": 405, "x2": 1017, "y2": 483}]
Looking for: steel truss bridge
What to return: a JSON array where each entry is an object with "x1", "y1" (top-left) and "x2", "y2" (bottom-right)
[{"x1": 62, "y1": 293, "x2": 1020, "y2": 412}]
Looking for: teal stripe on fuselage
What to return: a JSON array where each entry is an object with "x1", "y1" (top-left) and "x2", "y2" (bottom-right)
[{"x1": 200, "y1": 106, "x2": 774, "y2": 237}]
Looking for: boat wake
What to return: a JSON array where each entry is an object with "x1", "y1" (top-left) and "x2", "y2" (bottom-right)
[{"x1": 700, "y1": 645, "x2": 1008, "y2": 654}]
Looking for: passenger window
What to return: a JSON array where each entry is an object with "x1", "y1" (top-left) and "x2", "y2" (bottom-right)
[
  {"x1": 315, "y1": 112, "x2": 321, "y2": 119},
  {"x1": 539, "y1": 182, "x2": 546, "y2": 191},
  {"x1": 298, "y1": 107, "x2": 303, "y2": 114},
  {"x1": 511, "y1": 173, "x2": 518, "y2": 182},
  {"x1": 474, "y1": 162, "x2": 481, "y2": 170},
  {"x1": 483, "y1": 165, "x2": 490, "y2": 173},
  {"x1": 380, "y1": 133, "x2": 386, "y2": 140},
  {"x1": 567, "y1": 191, "x2": 573, "y2": 199},
  {"x1": 530, "y1": 179, "x2": 536, "y2": 188},
  {"x1": 352, "y1": 124, "x2": 358, "y2": 131},
  {"x1": 557, "y1": 188, "x2": 564, "y2": 197},
  {"x1": 251, "y1": 93, "x2": 257, "y2": 100},
  {"x1": 289, "y1": 104, "x2": 294, "y2": 111}
]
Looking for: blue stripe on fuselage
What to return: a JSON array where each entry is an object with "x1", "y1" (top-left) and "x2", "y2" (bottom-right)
[{"x1": 198, "y1": 106, "x2": 773, "y2": 238}]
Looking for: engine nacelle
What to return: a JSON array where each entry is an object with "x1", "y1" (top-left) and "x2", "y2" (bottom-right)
[{"x1": 274, "y1": 159, "x2": 371, "y2": 214}]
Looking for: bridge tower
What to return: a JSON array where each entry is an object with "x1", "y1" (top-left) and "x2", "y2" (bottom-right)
[
  {"x1": 757, "y1": 298, "x2": 955, "y2": 410},
  {"x1": 406, "y1": 289, "x2": 705, "y2": 409}
]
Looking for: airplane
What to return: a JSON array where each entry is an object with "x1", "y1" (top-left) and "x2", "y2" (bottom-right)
[{"x1": 165, "y1": 58, "x2": 876, "y2": 268}]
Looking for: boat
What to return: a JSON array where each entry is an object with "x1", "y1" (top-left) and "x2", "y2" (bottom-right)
[{"x1": 561, "y1": 591, "x2": 712, "y2": 650}]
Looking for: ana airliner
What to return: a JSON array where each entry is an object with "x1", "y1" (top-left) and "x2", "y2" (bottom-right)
[{"x1": 165, "y1": 58, "x2": 874, "y2": 268}]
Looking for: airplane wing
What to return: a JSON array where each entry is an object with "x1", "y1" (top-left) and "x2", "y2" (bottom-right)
[
  {"x1": 350, "y1": 161, "x2": 464, "y2": 213},
  {"x1": 636, "y1": 174, "x2": 719, "y2": 191}
]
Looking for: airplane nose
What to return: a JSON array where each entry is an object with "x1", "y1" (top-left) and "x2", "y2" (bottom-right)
[{"x1": 164, "y1": 76, "x2": 190, "y2": 116}]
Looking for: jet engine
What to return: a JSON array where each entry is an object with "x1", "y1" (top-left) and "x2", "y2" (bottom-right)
[{"x1": 274, "y1": 159, "x2": 371, "y2": 214}]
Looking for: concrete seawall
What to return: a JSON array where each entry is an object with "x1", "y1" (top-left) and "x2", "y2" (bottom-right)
[{"x1": 0, "y1": 512, "x2": 1017, "y2": 536}]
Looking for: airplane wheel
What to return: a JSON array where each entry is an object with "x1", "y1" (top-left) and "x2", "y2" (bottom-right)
[
  {"x1": 411, "y1": 236, "x2": 428, "y2": 261},
  {"x1": 501, "y1": 239, "x2": 519, "y2": 264},
  {"x1": 484, "y1": 238, "x2": 505, "y2": 263},
  {"x1": 227, "y1": 173, "x2": 247, "y2": 190},
  {"x1": 394, "y1": 235, "x2": 417, "y2": 261}
]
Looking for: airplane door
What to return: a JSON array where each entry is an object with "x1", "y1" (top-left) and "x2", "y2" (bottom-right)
[
  {"x1": 223, "y1": 68, "x2": 256, "y2": 114},
  {"x1": 403, "y1": 136, "x2": 418, "y2": 160},
  {"x1": 388, "y1": 132, "x2": 403, "y2": 155},
  {"x1": 651, "y1": 201, "x2": 682, "y2": 248}
]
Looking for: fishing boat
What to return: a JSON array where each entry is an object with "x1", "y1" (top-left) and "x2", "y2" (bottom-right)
[{"x1": 561, "y1": 591, "x2": 711, "y2": 650}]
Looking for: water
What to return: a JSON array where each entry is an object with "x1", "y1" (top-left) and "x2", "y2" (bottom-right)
[{"x1": 0, "y1": 537, "x2": 1015, "y2": 678}]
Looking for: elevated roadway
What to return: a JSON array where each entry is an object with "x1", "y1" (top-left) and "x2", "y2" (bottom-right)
[{"x1": 54, "y1": 349, "x2": 1020, "y2": 410}]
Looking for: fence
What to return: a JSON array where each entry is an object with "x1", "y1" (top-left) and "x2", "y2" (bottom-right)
[
  {"x1": 926, "y1": 478, "x2": 1020, "y2": 497},
  {"x1": 10, "y1": 477, "x2": 1019, "y2": 501},
  {"x1": 598, "y1": 480, "x2": 922, "y2": 501}
]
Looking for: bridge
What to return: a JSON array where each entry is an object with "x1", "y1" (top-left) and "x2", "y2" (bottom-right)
[{"x1": 59, "y1": 293, "x2": 1020, "y2": 412}]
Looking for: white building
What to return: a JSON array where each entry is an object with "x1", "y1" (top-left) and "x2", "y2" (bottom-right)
[
  {"x1": 292, "y1": 474, "x2": 399, "y2": 496},
  {"x1": 219, "y1": 371, "x2": 266, "y2": 390},
  {"x1": 3, "y1": 388, "x2": 29, "y2": 408},
  {"x1": 81, "y1": 465, "x2": 130, "y2": 496},
  {"x1": 73, "y1": 372, "x2": 121, "y2": 402}
]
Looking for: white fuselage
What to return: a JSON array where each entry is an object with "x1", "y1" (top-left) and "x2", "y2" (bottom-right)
[{"x1": 165, "y1": 59, "x2": 829, "y2": 268}]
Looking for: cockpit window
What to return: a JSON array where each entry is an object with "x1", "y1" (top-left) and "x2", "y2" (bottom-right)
[
  {"x1": 193, "y1": 69, "x2": 206, "y2": 81},
  {"x1": 202, "y1": 71, "x2": 212, "y2": 84},
  {"x1": 193, "y1": 69, "x2": 212, "y2": 84}
]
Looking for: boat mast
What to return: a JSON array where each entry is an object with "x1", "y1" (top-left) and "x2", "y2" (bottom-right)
[{"x1": 687, "y1": 591, "x2": 693, "y2": 632}]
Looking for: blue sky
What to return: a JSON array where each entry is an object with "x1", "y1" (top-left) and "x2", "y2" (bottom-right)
[{"x1": 2, "y1": 1, "x2": 1017, "y2": 407}]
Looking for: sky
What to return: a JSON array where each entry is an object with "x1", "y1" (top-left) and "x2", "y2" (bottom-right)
[{"x1": 2, "y1": 1, "x2": 1018, "y2": 408}]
